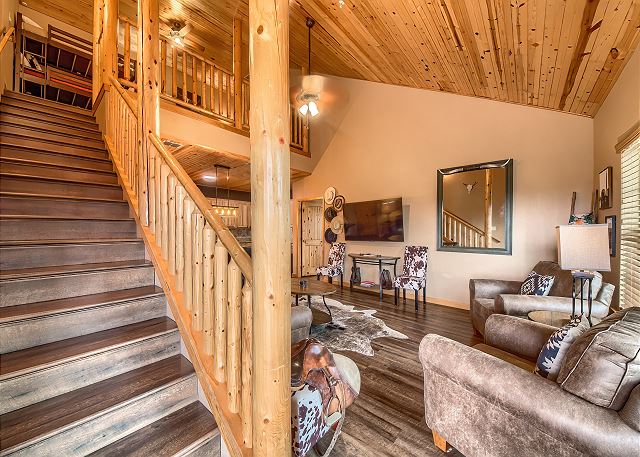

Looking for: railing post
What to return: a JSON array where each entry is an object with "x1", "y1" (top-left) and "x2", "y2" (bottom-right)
[
  {"x1": 92, "y1": 0, "x2": 103, "y2": 101},
  {"x1": 233, "y1": 17, "x2": 243, "y2": 129},
  {"x1": 249, "y1": 0, "x2": 291, "y2": 454},
  {"x1": 102, "y1": 0, "x2": 117, "y2": 89},
  {"x1": 136, "y1": 0, "x2": 160, "y2": 226}
]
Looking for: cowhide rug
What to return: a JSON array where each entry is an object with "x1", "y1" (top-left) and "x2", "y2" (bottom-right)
[{"x1": 294, "y1": 296, "x2": 408, "y2": 356}]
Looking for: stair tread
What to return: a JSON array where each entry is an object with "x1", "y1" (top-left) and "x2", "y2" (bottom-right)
[
  {"x1": 0, "y1": 117, "x2": 103, "y2": 140},
  {"x1": 0, "y1": 355, "x2": 192, "y2": 452},
  {"x1": 2, "y1": 92, "x2": 94, "y2": 117},
  {"x1": 0, "y1": 259, "x2": 152, "y2": 280},
  {"x1": 0, "y1": 317, "x2": 177, "y2": 378},
  {"x1": 0, "y1": 172, "x2": 120, "y2": 187},
  {"x1": 0, "y1": 191, "x2": 125, "y2": 203},
  {"x1": 0, "y1": 105, "x2": 99, "y2": 130},
  {"x1": 87, "y1": 402, "x2": 217, "y2": 457},
  {"x1": 0, "y1": 157, "x2": 116, "y2": 175},
  {"x1": 0, "y1": 286, "x2": 164, "y2": 322},
  {"x1": 0, "y1": 144, "x2": 110, "y2": 163},
  {"x1": 0, "y1": 237, "x2": 140, "y2": 246}
]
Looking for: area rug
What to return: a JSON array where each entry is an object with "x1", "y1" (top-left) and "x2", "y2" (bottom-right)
[{"x1": 294, "y1": 296, "x2": 408, "y2": 356}]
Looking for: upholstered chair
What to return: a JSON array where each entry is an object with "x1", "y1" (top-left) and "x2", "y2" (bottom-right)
[
  {"x1": 470, "y1": 261, "x2": 615, "y2": 335},
  {"x1": 316, "y1": 242, "x2": 346, "y2": 288},
  {"x1": 394, "y1": 245, "x2": 428, "y2": 310},
  {"x1": 419, "y1": 309, "x2": 640, "y2": 457}
]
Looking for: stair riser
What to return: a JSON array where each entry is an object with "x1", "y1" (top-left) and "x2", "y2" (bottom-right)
[
  {"x1": 0, "y1": 295, "x2": 166, "y2": 353},
  {"x1": 181, "y1": 434, "x2": 222, "y2": 457},
  {"x1": 0, "y1": 242, "x2": 145, "y2": 269},
  {"x1": 0, "y1": 197, "x2": 129, "y2": 219},
  {"x1": 0, "y1": 135, "x2": 107, "y2": 160},
  {"x1": 0, "y1": 105, "x2": 98, "y2": 131},
  {"x1": 0, "y1": 266, "x2": 154, "y2": 306},
  {"x1": 0, "y1": 219, "x2": 136, "y2": 242},
  {"x1": 0, "y1": 176, "x2": 124, "y2": 201},
  {"x1": 0, "y1": 146, "x2": 113, "y2": 172},
  {"x1": 0, "y1": 114, "x2": 103, "y2": 141},
  {"x1": 0, "y1": 162, "x2": 118, "y2": 186},
  {"x1": 0, "y1": 95, "x2": 95, "y2": 121},
  {"x1": 0, "y1": 125, "x2": 105, "y2": 151},
  {"x1": 0, "y1": 330, "x2": 181, "y2": 415}
]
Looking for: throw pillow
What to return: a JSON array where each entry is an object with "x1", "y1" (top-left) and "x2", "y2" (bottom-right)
[
  {"x1": 535, "y1": 315, "x2": 589, "y2": 381},
  {"x1": 520, "y1": 271, "x2": 555, "y2": 296},
  {"x1": 557, "y1": 307, "x2": 640, "y2": 410},
  {"x1": 569, "y1": 213, "x2": 595, "y2": 224}
]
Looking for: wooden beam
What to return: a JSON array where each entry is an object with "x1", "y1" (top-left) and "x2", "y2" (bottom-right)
[
  {"x1": 102, "y1": 0, "x2": 117, "y2": 88},
  {"x1": 249, "y1": 0, "x2": 292, "y2": 454},
  {"x1": 136, "y1": 0, "x2": 160, "y2": 226},
  {"x1": 123, "y1": 18, "x2": 131, "y2": 81},
  {"x1": 91, "y1": 0, "x2": 102, "y2": 101},
  {"x1": 233, "y1": 18, "x2": 243, "y2": 129},
  {"x1": 484, "y1": 168, "x2": 493, "y2": 248}
]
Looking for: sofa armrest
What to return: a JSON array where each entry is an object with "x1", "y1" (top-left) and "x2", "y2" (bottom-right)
[
  {"x1": 469, "y1": 279, "x2": 521, "y2": 301},
  {"x1": 484, "y1": 314, "x2": 556, "y2": 361},
  {"x1": 497, "y1": 294, "x2": 610, "y2": 318},
  {"x1": 419, "y1": 334, "x2": 639, "y2": 457},
  {"x1": 292, "y1": 305, "x2": 312, "y2": 330}
]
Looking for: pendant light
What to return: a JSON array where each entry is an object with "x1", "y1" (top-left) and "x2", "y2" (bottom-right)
[
  {"x1": 298, "y1": 18, "x2": 320, "y2": 117},
  {"x1": 211, "y1": 165, "x2": 238, "y2": 217}
]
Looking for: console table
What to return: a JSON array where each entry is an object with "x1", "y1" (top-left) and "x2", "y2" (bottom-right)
[{"x1": 348, "y1": 253, "x2": 401, "y2": 299}]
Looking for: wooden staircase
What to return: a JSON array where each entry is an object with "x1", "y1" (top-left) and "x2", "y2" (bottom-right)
[{"x1": 0, "y1": 91, "x2": 220, "y2": 456}]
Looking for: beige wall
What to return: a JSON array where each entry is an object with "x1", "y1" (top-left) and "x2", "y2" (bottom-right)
[
  {"x1": 593, "y1": 49, "x2": 640, "y2": 308},
  {"x1": 293, "y1": 77, "x2": 594, "y2": 307},
  {"x1": 0, "y1": 0, "x2": 18, "y2": 98}
]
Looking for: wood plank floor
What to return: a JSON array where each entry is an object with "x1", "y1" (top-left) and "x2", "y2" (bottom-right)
[{"x1": 316, "y1": 288, "x2": 481, "y2": 457}]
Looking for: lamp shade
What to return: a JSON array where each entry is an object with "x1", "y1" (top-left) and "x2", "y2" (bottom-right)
[{"x1": 556, "y1": 224, "x2": 611, "y2": 272}]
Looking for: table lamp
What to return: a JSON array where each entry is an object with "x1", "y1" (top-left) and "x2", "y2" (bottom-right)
[{"x1": 557, "y1": 224, "x2": 611, "y2": 324}]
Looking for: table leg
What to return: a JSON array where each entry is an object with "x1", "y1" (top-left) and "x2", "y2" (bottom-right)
[
  {"x1": 307, "y1": 295, "x2": 311, "y2": 305},
  {"x1": 323, "y1": 296, "x2": 333, "y2": 321},
  {"x1": 296, "y1": 294, "x2": 299, "y2": 306},
  {"x1": 379, "y1": 259, "x2": 383, "y2": 300},
  {"x1": 350, "y1": 259, "x2": 354, "y2": 292}
]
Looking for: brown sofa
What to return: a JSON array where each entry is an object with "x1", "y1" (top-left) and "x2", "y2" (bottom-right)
[
  {"x1": 419, "y1": 311, "x2": 640, "y2": 457},
  {"x1": 470, "y1": 261, "x2": 615, "y2": 335}
]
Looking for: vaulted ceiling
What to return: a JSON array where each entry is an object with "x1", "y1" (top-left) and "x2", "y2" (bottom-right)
[{"x1": 24, "y1": 0, "x2": 640, "y2": 117}]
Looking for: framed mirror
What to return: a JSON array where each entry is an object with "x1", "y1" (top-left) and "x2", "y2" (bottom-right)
[{"x1": 437, "y1": 159, "x2": 513, "y2": 255}]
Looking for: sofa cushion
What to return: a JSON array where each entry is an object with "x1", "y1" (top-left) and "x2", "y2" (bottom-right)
[
  {"x1": 474, "y1": 343, "x2": 536, "y2": 371},
  {"x1": 532, "y1": 261, "x2": 573, "y2": 297},
  {"x1": 520, "y1": 271, "x2": 555, "y2": 296},
  {"x1": 534, "y1": 315, "x2": 589, "y2": 381},
  {"x1": 557, "y1": 307, "x2": 640, "y2": 410}
]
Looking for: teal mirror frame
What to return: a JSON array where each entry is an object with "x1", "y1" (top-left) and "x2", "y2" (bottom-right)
[{"x1": 436, "y1": 158, "x2": 513, "y2": 255}]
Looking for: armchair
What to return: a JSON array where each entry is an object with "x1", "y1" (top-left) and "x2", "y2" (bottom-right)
[
  {"x1": 316, "y1": 242, "x2": 346, "y2": 288},
  {"x1": 419, "y1": 313, "x2": 640, "y2": 457},
  {"x1": 470, "y1": 261, "x2": 614, "y2": 335}
]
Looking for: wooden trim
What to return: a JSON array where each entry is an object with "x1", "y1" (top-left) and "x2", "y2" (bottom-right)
[
  {"x1": 149, "y1": 134, "x2": 253, "y2": 280},
  {"x1": 615, "y1": 122, "x2": 640, "y2": 154},
  {"x1": 103, "y1": 136, "x2": 249, "y2": 457},
  {"x1": 109, "y1": 76, "x2": 138, "y2": 117},
  {"x1": 432, "y1": 430, "x2": 450, "y2": 452},
  {"x1": 91, "y1": 83, "x2": 108, "y2": 116}
]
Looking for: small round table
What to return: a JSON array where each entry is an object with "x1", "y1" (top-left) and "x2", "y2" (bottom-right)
[
  {"x1": 527, "y1": 311, "x2": 571, "y2": 328},
  {"x1": 291, "y1": 278, "x2": 337, "y2": 324}
]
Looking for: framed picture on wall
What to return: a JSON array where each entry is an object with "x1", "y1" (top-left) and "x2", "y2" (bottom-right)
[
  {"x1": 605, "y1": 215, "x2": 616, "y2": 257},
  {"x1": 599, "y1": 166, "x2": 613, "y2": 209}
]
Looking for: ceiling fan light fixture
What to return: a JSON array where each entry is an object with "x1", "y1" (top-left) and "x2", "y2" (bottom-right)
[
  {"x1": 299, "y1": 103, "x2": 309, "y2": 115},
  {"x1": 308, "y1": 100, "x2": 319, "y2": 117},
  {"x1": 203, "y1": 175, "x2": 216, "y2": 181}
]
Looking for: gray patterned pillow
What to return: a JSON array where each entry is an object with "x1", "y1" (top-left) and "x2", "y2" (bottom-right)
[
  {"x1": 520, "y1": 271, "x2": 555, "y2": 296},
  {"x1": 535, "y1": 315, "x2": 589, "y2": 381}
]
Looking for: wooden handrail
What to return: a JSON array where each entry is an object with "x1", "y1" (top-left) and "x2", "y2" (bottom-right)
[
  {"x1": 0, "y1": 26, "x2": 15, "y2": 54},
  {"x1": 443, "y1": 209, "x2": 487, "y2": 236},
  {"x1": 148, "y1": 133, "x2": 253, "y2": 281},
  {"x1": 109, "y1": 75, "x2": 138, "y2": 116}
]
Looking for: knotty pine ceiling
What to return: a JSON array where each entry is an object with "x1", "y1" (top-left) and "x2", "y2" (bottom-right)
[{"x1": 26, "y1": 0, "x2": 640, "y2": 117}]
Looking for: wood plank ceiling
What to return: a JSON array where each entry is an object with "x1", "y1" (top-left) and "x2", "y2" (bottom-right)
[{"x1": 24, "y1": 0, "x2": 640, "y2": 117}]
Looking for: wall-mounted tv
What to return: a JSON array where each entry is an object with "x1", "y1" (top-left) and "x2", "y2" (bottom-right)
[{"x1": 343, "y1": 198, "x2": 404, "y2": 242}]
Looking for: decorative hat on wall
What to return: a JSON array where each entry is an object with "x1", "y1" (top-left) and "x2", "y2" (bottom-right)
[
  {"x1": 324, "y1": 187, "x2": 336, "y2": 205},
  {"x1": 333, "y1": 195, "x2": 345, "y2": 211},
  {"x1": 324, "y1": 206, "x2": 337, "y2": 222}
]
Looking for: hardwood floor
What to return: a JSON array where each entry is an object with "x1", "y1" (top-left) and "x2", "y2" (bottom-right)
[{"x1": 317, "y1": 288, "x2": 481, "y2": 457}]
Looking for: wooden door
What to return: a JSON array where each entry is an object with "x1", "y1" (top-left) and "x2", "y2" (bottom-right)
[{"x1": 300, "y1": 199, "x2": 323, "y2": 276}]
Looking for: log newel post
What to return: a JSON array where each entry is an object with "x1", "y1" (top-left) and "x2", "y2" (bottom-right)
[
  {"x1": 102, "y1": 0, "x2": 117, "y2": 89},
  {"x1": 249, "y1": 0, "x2": 292, "y2": 455},
  {"x1": 136, "y1": 0, "x2": 160, "y2": 226},
  {"x1": 91, "y1": 0, "x2": 103, "y2": 101}
]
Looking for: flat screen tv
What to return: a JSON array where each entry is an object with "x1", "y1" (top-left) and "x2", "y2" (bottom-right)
[{"x1": 343, "y1": 198, "x2": 404, "y2": 242}]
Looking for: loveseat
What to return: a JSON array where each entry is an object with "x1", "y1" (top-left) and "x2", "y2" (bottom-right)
[
  {"x1": 470, "y1": 261, "x2": 615, "y2": 335},
  {"x1": 419, "y1": 309, "x2": 640, "y2": 457}
]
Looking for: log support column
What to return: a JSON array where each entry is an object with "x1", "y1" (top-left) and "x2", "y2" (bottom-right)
[
  {"x1": 137, "y1": 0, "x2": 160, "y2": 225},
  {"x1": 249, "y1": 0, "x2": 291, "y2": 454}
]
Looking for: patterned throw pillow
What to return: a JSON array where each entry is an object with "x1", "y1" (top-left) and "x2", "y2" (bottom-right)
[
  {"x1": 569, "y1": 213, "x2": 595, "y2": 225},
  {"x1": 520, "y1": 271, "x2": 555, "y2": 296},
  {"x1": 535, "y1": 315, "x2": 589, "y2": 381}
]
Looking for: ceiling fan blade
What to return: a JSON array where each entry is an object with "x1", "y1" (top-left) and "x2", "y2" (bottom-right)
[{"x1": 179, "y1": 23, "x2": 192, "y2": 37}]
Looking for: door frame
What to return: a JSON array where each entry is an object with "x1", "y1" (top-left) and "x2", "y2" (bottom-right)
[{"x1": 296, "y1": 197, "x2": 325, "y2": 277}]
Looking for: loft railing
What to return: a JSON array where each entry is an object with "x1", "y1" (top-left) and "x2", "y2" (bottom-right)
[
  {"x1": 106, "y1": 75, "x2": 254, "y2": 454},
  {"x1": 116, "y1": 17, "x2": 308, "y2": 154},
  {"x1": 442, "y1": 209, "x2": 500, "y2": 248}
]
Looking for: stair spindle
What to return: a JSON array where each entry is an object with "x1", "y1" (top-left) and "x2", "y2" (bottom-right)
[
  {"x1": 192, "y1": 210, "x2": 204, "y2": 331},
  {"x1": 202, "y1": 224, "x2": 216, "y2": 354},
  {"x1": 227, "y1": 258, "x2": 242, "y2": 413},
  {"x1": 241, "y1": 281, "x2": 253, "y2": 447},
  {"x1": 167, "y1": 175, "x2": 177, "y2": 274},
  {"x1": 160, "y1": 164, "x2": 170, "y2": 259},
  {"x1": 214, "y1": 238, "x2": 228, "y2": 383},
  {"x1": 175, "y1": 185, "x2": 185, "y2": 291},
  {"x1": 183, "y1": 197, "x2": 194, "y2": 310}
]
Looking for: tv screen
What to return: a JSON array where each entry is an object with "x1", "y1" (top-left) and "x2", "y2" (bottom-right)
[{"x1": 343, "y1": 198, "x2": 404, "y2": 242}]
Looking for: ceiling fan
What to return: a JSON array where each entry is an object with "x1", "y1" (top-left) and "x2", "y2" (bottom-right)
[
  {"x1": 160, "y1": 20, "x2": 206, "y2": 53},
  {"x1": 167, "y1": 21, "x2": 192, "y2": 46}
]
